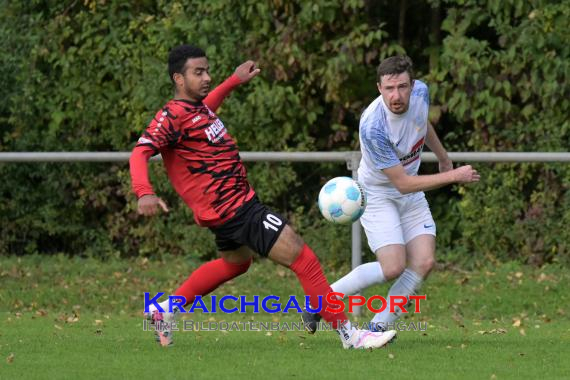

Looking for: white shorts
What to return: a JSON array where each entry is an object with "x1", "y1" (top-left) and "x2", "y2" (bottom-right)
[{"x1": 360, "y1": 191, "x2": 436, "y2": 253}]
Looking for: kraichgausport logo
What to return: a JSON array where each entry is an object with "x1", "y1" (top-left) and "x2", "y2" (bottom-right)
[{"x1": 144, "y1": 292, "x2": 426, "y2": 314}]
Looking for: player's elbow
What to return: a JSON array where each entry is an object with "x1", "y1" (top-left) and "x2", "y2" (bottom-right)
[{"x1": 392, "y1": 179, "x2": 414, "y2": 195}]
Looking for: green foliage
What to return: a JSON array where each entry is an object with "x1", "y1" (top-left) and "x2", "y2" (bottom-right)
[
  {"x1": 429, "y1": 0, "x2": 570, "y2": 265},
  {"x1": 0, "y1": 0, "x2": 568, "y2": 266}
]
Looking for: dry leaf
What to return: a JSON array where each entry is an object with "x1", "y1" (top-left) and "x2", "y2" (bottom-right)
[
  {"x1": 478, "y1": 328, "x2": 507, "y2": 335},
  {"x1": 6, "y1": 353, "x2": 14, "y2": 364},
  {"x1": 388, "y1": 353, "x2": 395, "y2": 359},
  {"x1": 512, "y1": 319, "x2": 521, "y2": 327}
]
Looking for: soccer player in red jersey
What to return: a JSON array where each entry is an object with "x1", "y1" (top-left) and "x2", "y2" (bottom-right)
[{"x1": 130, "y1": 44, "x2": 396, "y2": 349}]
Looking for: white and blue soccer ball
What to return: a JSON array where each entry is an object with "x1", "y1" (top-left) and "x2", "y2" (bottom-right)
[{"x1": 318, "y1": 176, "x2": 367, "y2": 224}]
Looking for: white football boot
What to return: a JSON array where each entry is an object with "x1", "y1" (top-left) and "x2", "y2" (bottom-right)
[
  {"x1": 341, "y1": 328, "x2": 397, "y2": 349},
  {"x1": 146, "y1": 306, "x2": 179, "y2": 347}
]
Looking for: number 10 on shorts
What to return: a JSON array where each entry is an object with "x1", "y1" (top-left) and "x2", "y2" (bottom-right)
[{"x1": 263, "y1": 214, "x2": 282, "y2": 232}]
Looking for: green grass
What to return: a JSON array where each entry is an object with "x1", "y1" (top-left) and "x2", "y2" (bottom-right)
[{"x1": 1, "y1": 255, "x2": 569, "y2": 379}]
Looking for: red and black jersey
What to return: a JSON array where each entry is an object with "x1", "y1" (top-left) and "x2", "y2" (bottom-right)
[{"x1": 130, "y1": 74, "x2": 255, "y2": 227}]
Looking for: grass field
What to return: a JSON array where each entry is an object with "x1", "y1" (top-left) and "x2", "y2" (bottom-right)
[{"x1": 1, "y1": 255, "x2": 569, "y2": 379}]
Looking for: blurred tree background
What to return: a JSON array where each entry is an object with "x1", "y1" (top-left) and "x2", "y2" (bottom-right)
[{"x1": 0, "y1": 0, "x2": 568, "y2": 266}]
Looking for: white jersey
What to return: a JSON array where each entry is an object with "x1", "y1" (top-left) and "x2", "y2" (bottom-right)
[{"x1": 358, "y1": 80, "x2": 430, "y2": 197}]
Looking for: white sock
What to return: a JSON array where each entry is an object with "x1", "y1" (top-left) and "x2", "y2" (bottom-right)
[
  {"x1": 370, "y1": 268, "x2": 423, "y2": 328},
  {"x1": 331, "y1": 262, "x2": 386, "y2": 296},
  {"x1": 336, "y1": 320, "x2": 355, "y2": 342},
  {"x1": 148, "y1": 299, "x2": 171, "y2": 313}
]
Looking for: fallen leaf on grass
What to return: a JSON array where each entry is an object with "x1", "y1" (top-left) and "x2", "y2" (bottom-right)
[
  {"x1": 455, "y1": 277, "x2": 469, "y2": 285},
  {"x1": 6, "y1": 353, "x2": 14, "y2": 364},
  {"x1": 66, "y1": 316, "x2": 79, "y2": 323},
  {"x1": 388, "y1": 353, "x2": 395, "y2": 359},
  {"x1": 478, "y1": 328, "x2": 507, "y2": 335},
  {"x1": 512, "y1": 319, "x2": 522, "y2": 327},
  {"x1": 35, "y1": 309, "x2": 48, "y2": 317}
]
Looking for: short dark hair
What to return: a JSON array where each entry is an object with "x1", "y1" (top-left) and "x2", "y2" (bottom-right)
[
  {"x1": 168, "y1": 44, "x2": 206, "y2": 83},
  {"x1": 377, "y1": 55, "x2": 414, "y2": 84}
]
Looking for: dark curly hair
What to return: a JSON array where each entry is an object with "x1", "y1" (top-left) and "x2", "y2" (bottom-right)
[{"x1": 168, "y1": 45, "x2": 206, "y2": 83}]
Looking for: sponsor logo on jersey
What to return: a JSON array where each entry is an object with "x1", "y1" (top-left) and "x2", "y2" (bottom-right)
[
  {"x1": 205, "y1": 119, "x2": 227, "y2": 143},
  {"x1": 399, "y1": 137, "x2": 425, "y2": 166}
]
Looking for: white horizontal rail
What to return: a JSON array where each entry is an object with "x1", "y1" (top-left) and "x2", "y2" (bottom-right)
[
  {"x1": 0, "y1": 151, "x2": 569, "y2": 162},
  {"x1": 2, "y1": 150, "x2": 568, "y2": 315}
]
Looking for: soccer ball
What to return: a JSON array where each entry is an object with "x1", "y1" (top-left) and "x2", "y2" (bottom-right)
[{"x1": 318, "y1": 176, "x2": 367, "y2": 224}]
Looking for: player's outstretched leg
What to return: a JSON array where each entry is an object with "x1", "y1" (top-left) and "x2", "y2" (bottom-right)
[{"x1": 145, "y1": 256, "x2": 252, "y2": 347}]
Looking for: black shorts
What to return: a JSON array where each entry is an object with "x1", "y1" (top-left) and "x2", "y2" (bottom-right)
[{"x1": 209, "y1": 196, "x2": 288, "y2": 257}]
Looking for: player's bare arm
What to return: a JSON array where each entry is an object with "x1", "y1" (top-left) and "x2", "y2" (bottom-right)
[
  {"x1": 425, "y1": 122, "x2": 453, "y2": 173},
  {"x1": 382, "y1": 163, "x2": 480, "y2": 194}
]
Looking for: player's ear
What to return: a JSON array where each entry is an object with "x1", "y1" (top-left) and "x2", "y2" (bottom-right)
[
  {"x1": 376, "y1": 82, "x2": 382, "y2": 94},
  {"x1": 173, "y1": 72, "x2": 184, "y2": 87}
]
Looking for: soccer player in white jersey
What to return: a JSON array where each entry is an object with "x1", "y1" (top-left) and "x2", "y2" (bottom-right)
[{"x1": 302, "y1": 55, "x2": 480, "y2": 333}]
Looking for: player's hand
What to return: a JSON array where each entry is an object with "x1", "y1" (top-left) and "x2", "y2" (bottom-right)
[
  {"x1": 439, "y1": 157, "x2": 453, "y2": 173},
  {"x1": 137, "y1": 194, "x2": 169, "y2": 216},
  {"x1": 453, "y1": 165, "x2": 480, "y2": 183},
  {"x1": 234, "y1": 60, "x2": 260, "y2": 84}
]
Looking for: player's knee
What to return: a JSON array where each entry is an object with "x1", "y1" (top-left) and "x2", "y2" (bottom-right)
[
  {"x1": 416, "y1": 257, "x2": 435, "y2": 277},
  {"x1": 382, "y1": 262, "x2": 406, "y2": 280}
]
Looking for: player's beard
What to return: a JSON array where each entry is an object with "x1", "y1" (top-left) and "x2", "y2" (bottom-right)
[{"x1": 185, "y1": 87, "x2": 209, "y2": 102}]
